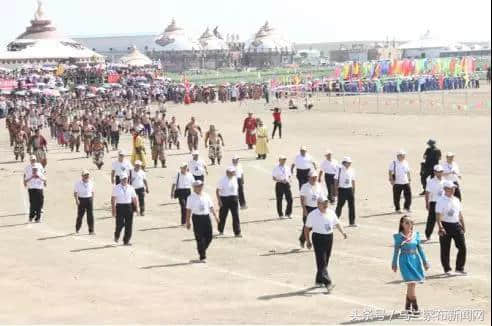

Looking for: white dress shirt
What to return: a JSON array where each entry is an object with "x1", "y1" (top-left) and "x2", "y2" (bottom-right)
[
  {"x1": 335, "y1": 166, "x2": 356, "y2": 189},
  {"x1": 217, "y1": 176, "x2": 239, "y2": 197},
  {"x1": 305, "y1": 208, "x2": 339, "y2": 235},
  {"x1": 426, "y1": 177, "x2": 444, "y2": 202},
  {"x1": 389, "y1": 160, "x2": 411, "y2": 185},
  {"x1": 112, "y1": 160, "x2": 133, "y2": 178},
  {"x1": 186, "y1": 192, "x2": 214, "y2": 215},
  {"x1": 112, "y1": 184, "x2": 137, "y2": 204},
  {"x1": 27, "y1": 174, "x2": 45, "y2": 190},
  {"x1": 442, "y1": 162, "x2": 461, "y2": 183},
  {"x1": 272, "y1": 164, "x2": 292, "y2": 182},
  {"x1": 189, "y1": 159, "x2": 206, "y2": 177},
  {"x1": 25, "y1": 163, "x2": 45, "y2": 179},
  {"x1": 436, "y1": 195, "x2": 461, "y2": 223},
  {"x1": 74, "y1": 180, "x2": 94, "y2": 198},
  {"x1": 294, "y1": 154, "x2": 315, "y2": 170},
  {"x1": 174, "y1": 172, "x2": 195, "y2": 189},
  {"x1": 300, "y1": 182, "x2": 327, "y2": 207},
  {"x1": 234, "y1": 164, "x2": 244, "y2": 179},
  {"x1": 131, "y1": 169, "x2": 146, "y2": 189},
  {"x1": 320, "y1": 159, "x2": 339, "y2": 175}
]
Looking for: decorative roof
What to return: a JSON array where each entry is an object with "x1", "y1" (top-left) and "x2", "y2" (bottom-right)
[
  {"x1": 155, "y1": 19, "x2": 201, "y2": 51},
  {"x1": 246, "y1": 21, "x2": 295, "y2": 53},
  {"x1": 199, "y1": 27, "x2": 228, "y2": 51},
  {"x1": 0, "y1": 0, "x2": 103, "y2": 64},
  {"x1": 399, "y1": 31, "x2": 452, "y2": 49},
  {"x1": 118, "y1": 45, "x2": 152, "y2": 66}
]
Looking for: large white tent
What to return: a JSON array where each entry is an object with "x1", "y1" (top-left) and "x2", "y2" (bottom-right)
[{"x1": 118, "y1": 45, "x2": 152, "y2": 67}]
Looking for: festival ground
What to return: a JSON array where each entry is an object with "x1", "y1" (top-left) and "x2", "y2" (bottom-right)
[{"x1": 0, "y1": 87, "x2": 490, "y2": 324}]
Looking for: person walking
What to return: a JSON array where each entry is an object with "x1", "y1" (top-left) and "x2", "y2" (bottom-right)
[
  {"x1": 335, "y1": 157, "x2": 357, "y2": 227},
  {"x1": 318, "y1": 150, "x2": 338, "y2": 204},
  {"x1": 216, "y1": 167, "x2": 241, "y2": 237},
  {"x1": 389, "y1": 150, "x2": 412, "y2": 213},
  {"x1": 392, "y1": 216, "x2": 429, "y2": 315},
  {"x1": 300, "y1": 170, "x2": 327, "y2": 247},
  {"x1": 242, "y1": 112, "x2": 257, "y2": 149},
  {"x1": 25, "y1": 165, "x2": 46, "y2": 223},
  {"x1": 188, "y1": 151, "x2": 208, "y2": 182},
  {"x1": 131, "y1": 160, "x2": 149, "y2": 216},
  {"x1": 111, "y1": 150, "x2": 133, "y2": 185},
  {"x1": 232, "y1": 155, "x2": 247, "y2": 209},
  {"x1": 420, "y1": 139, "x2": 441, "y2": 195},
  {"x1": 111, "y1": 173, "x2": 139, "y2": 246},
  {"x1": 271, "y1": 107, "x2": 282, "y2": 139},
  {"x1": 291, "y1": 146, "x2": 317, "y2": 190},
  {"x1": 255, "y1": 120, "x2": 269, "y2": 160},
  {"x1": 272, "y1": 155, "x2": 293, "y2": 219},
  {"x1": 171, "y1": 163, "x2": 195, "y2": 226},
  {"x1": 442, "y1": 152, "x2": 462, "y2": 201},
  {"x1": 186, "y1": 180, "x2": 219, "y2": 263},
  {"x1": 424, "y1": 165, "x2": 444, "y2": 241},
  {"x1": 73, "y1": 170, "x2": 95, "y2": 234},
  {"x1": 436, "y1": 181, "x2": 467, "y2": 276},
  {"x1": 304, "y1": 197, "x2": 347, "y2": 291}
]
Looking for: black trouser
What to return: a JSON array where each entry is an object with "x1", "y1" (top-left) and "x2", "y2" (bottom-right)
[
  {"x1": 425, "y1": 202, "x2": 437, "y2": 239},
  {"x1": 110, "y1": 131, "x2": 120, "y2": 148},
  {"x1": 393, "y1": 183, "x2": 412, "y2": 211},
  {"x1": 218, "y1": 196, "x2": 241, "y2": 235},
  {"x1": 272, "y1": 121, "x2": 282, "y2": 138},
  {"x1": 115, "y1": 204, "x2": 133, "y2": 244},
  {"x1": 193, "y1": 175, "x2": 204, "y2": 182},
  {"x1": 275, "y1": 182, "x2": 293, "y2": 217},
  {"x1": 115, "y1": 176, "x2": 121, "y2": 185},
  {"x1": 296, "y1": 169, "x2": 310, "y2": 190},
  {"x1": 439, "y1": 222, "x2": 467, "y2": 272},
  {"x1": 453, "y1": 182, "x2": 462, "y2": 201},
  {"x1": 300, "y1": 206, "x2": 317, "y2": 243},
  {"x1": 324, "y1": 174, "x2": 336, "y2": 203},
  {"x1": 192, "y1": 214, "x2": 213, "y2": 260},
  {"x1": 175, "y1": 189, "x2": 191, "y2": 225},
  {"x1": 28, "y1": 188, "x2": 44, "y2": 221},
  {"x1": 335, "y1": 188, "x2": 356, "y2": 225},
  {"x1": 312, "y1": 233, "x2": 333, "y2": 285},
  {"x1": 421, "y1": 166, "x2": 434, "y2": 191},
  {"x1": 135, "y1": 188, "x2": 145, "y2": 214},
  {"x1": 76, "y1": 197, "x2": 94, "y2": 233},
  {"x1": 238, "y1": 177, "x2": 246, "y2": 207}
]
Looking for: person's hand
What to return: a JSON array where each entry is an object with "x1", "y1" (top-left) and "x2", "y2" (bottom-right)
[
  {"x1": 186, "y1": 221, "x2": 191, "y2": 230},
  {"x1": 342, "y1": 232, "x2": 348, "y2": 240},
  {"x1": 425, "y1": 203, "x2": 429, "y2": 211},
  {"x1": 75, "y1": 199, "x2": 80, "y2": 206},
  {"x1": 438, "y1": 228, "x2": 446, "y2": 236},
  {"x1": 146, "y1": 188, "x2": 149, "y2": 194},
  {"x1": 218, "y1": 199, "x2": 223, "y2": 207},
  {"x1": 460, "y1": 224, "x2": 466, "y2": 234},
  {"x1": 306, "y1": 241, "x2": 312, "y2": 249},
  {"x1": 302, "y1": 208, "x2": 307, "y2": 217},
  {"x1": 424, "y1": 262, "x2": 430, "y2": 271},
  {"x1": 389, "y1": 179, "x2": 394, "y2": 186},
  {"x1": 392, "y1": 265, "x2": 397, "y2": 273},
  {"x1": 112, "y1": 209, "x2": 116, "y2": 218}
]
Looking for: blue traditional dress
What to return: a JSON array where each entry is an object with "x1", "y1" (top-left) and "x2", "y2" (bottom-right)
[{"x1": 392, "y1": 232, "x2": 428, "y2": 283}]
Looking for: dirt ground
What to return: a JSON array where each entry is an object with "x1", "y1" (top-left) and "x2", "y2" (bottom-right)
[{"x1": 0, "y1": 87, "x2": 490, "y2": 325}]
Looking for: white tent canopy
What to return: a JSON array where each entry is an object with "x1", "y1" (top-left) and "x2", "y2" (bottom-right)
[{"x1": 118, "y1": 46, "x2": 152, "y2": 67}]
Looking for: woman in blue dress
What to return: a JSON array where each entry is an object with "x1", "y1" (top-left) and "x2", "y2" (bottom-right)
[{"x1": 392, "y1": 216, "x2": 429, "y2": 314}]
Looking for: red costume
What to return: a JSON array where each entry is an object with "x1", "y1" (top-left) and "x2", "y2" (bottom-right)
[{"x1": 242, "y1": 117, "x2": 257, "y2": 147}]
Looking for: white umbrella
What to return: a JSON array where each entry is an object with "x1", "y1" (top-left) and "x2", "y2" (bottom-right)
[
  {"x1": 30, "y1": 88, "x2": 41, "y2": 94},
  {"x1": 58, "y1": 87, "x2": 69, "y2": 92},
  {"x1": 15, "y1": 90, "x2": 27, "y2": 96},
  {"x1": 76, "y1": 85, "x2": 87, "y2": 90}
]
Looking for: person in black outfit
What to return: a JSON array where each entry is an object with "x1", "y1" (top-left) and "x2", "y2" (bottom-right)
[{"x1": 420, "y1": 139, "x2": 441, "y2": 195}]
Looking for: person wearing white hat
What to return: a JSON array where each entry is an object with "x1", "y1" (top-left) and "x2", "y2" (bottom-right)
[
  {"x1": 131, "y1": 160, "x2": 149, "y2": 216},
  {"x1": 186, "y1": 180, "x2": 219, "y2": 262},
  {"x1": 389, "y1": 150, "x2": 412, "y2": 213},
  {"x1": 291, "y1": 146, "x2": 317, "y2": 190},
  {"x1": 272, "y1": 155, "x2": 293, "y2": 219},
  {"x1": 436, "y1": 180, "x2": 467, "y2": 275},
  {"x1": 424, "y1": 164, "x2": 445, "y2": 241},
  {"x1": 304, "y1": 196, "x2": 347, "y2": 290},
  {"x1": 111, "y1": 172, "x2": 139, "y2": 245},
  {"x1": 24, "y1": 155, "x2": 45, "y2": 186},
  {"x1": 204, "y1": 125, "x2": 225, "y2": 165},
  {"x1": 232, "y1": 155, "x2": 247, "y2": 209},
  {"x1": 335, "y1": 157, "x2": 357, "y2": 227},
  {"x1": 74, "y1": 170, "x2": 95, "y2": 234},
  {"x1": 442, "y1": 152, "x2": 462, "y2": 201},
  {"x1": 216, "y1": 167, "x2": 241, "y2": 237},
  {"x1": 111, "y1": 150, "x2": 133, "y2": 185},
  {"x1": 171, "y1": 163, "x2": 195, "y2": 225},
  {"x1": 299, "y1": 169, "x2": 327, "y2": 247},
  {"x1": 189, "y1": 151, "x2": 208, "y2": 182},
  {"x1": 318, "y1": 150, "x2": 339, "y2": 204},
  {"x1": 25, "y1": 165, "x2": 47, "y2": 223}
]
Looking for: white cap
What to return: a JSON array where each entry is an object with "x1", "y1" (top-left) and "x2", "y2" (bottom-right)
[
  {"x1": 325, "y1": 149, "x2": 333, "y2": 155},
  {"x1": 134, "y1": 160, "x2": 142, "y2": 166},
  {"x1": 317, "y1": 195, "x2": 329, "y2": 203},
  {"x1": 279, "y1": 154, "x2": 287, "y2": 160},
  {"x1": 443, "y1": 180, "x2": 457, "y2": 188},
  {"x1": 434, "y1": 164, "x2": 444, "y2": 172},
  {"x1": 120, "y1": 172, "x2": 129, "y2": 179},
  {"x1": 397, "y1": 149, "x2": 407, "y2": 156},
  {"x1": 226, "y1": 166, "x2": 236, "y2": 173},
  {"x1": 192, "y1": 180, "x2": 203, "y2": 187},
  {"x1": 300, "y1": 146, "x2": 307, "y2": 151},
  {"x1": 446, "y1": 152, "x2": 455, "y2": 157},
  {"x1": 308, "y1": 169, "x2": 318, "y2": 177},
  {"x1": 81, "y1": 170, "x2": 90, "y2": 176},
  {"x1": 180, "y1": 162, "x2": 188, "y2": 168},
  {"x1": 232, "y1": 155, "x2": 240, "y2": 160},
  {"x1": 30, "y1": 155, "x2": 37, "y2": 160},
  {"x1": 118, "y1": 150, "x2": 126, "y2": 156},
  {"x1": 342, "y1": 156, "x2": 353, "y2": 163},
  {"x1": 192, "y1": 151, "x2": 199, "y2": 156}
]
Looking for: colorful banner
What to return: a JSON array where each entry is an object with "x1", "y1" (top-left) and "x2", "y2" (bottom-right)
[{"x1": 107, "y1": 73, "x2": 120, "y2": 84}]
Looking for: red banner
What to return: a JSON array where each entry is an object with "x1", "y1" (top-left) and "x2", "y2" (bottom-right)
[
  {"x1": 0, "y1": 79, "x2": 16, "y2": 90},
  {"x1": 107, "y1": 73, "x2": 120, "y2": 84}
]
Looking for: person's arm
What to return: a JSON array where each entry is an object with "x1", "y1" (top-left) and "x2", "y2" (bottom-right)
[
  {"x1": 304, "y1": 226, "x2": 312, "y2": 249},
  {"x1": 388, "y1": 170, "x2": 394, "y2": 185},
  {"x1": 144, "y1": 179, "x2": 149, "y2": 194},
  {"x1": 436, "y1": 212, "x2": 445, "y2": 236},
  {"x1": 425, "y1": 191, "x2": 430, "y2": 210},
  {"x1": 219, "y1": 134, "x2": 225, "y2": 146},
  {"x1": 336, "y1": 224, "x2": 348, "y2": 239},
  {"x1": 216, "y1": 189, "x2": 222, "y2": 207},
  {"x1": 318, "y1": 170, "x2": 323, "y2": 183},
  {"x1": 352, "y1": 180, "x2": 356, "y2": 195},
  {"x1": 416, "y1": 234, "x2": 429, "y2": 270},
  {"x1": 300, "y1": 195, "x2": 307, "y2": 217},
  {"x1": 407, "y1": 171, "x2": 411, "y2": 183},
  {"x1": 290, "y1": 163, "x2": 295, "y2": 175},
  {"x1": 210, "y1": 206, "x2": 219, "y2": 224},
  {"x1": 132, "y1": 195, "x2": 140, "y2": 216},
  {"x1": 185, "y1": 208, "x2": 192, "y2": 230},
  {"x1": 111, "y1": 170, "x2": 115, "y2": 184},
  {"x1": 111, "y1": 196, "x2": 116, "y2": 217},
  {"x1": 74, "y1": 191, "x2": 79, "y2": 207},
  {"x1": 312, "y1": 160, "x2": 317, "y2": 170},
  {"x1": 459, "y1": 212, "x2": 465, "y2": 233}
]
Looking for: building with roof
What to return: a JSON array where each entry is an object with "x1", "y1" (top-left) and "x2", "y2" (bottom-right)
[
  {"x1": 0, "y1": 0, "x2": 103, "y2": 68},
  {"x1": 118, "y1": 45, "x2": 152, "y2": 67}
]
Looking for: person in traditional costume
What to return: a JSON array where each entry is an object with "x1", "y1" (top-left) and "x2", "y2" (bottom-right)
[
  {"x1": 82, "y1": 122, "x2": 95, "y2": 158},
  {"x1": 184, "y1": 117, "x2": 202, "y2": 153},
  {"x1": 13, "y1": 127, "x2": 28, "y2": 162},
  {"x1": 28, "y1": 129, "x2": 48, "y2": 168},
  {"x1": 168, "y1": 116, "x2": 181, "y2": 150},
  {"x1": 69, "y1": 118, "x2": 82, "y2": 152},
  {"x1": 150, "y1": 123, "x2": 167, "y2": 168},
  {"x1": 91, "y1": 133, "x2": 109, "y2": 170},
  {"x1": 242, "y1": 112, "x2": 257, "y2": 149},
  {"x1": 255, "y1": 120, "x2": 269, "y2": 160},
  {"x1": 131, "y1": 128, "x2": 147, "y2": 169},
  {"x1": 204, "y1": 125, "x2": 225, "y2": 165}
]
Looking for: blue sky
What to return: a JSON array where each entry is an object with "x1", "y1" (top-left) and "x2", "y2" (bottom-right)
[{"x1": 1, "y1": 0, "x2": 491, "y2": 46}]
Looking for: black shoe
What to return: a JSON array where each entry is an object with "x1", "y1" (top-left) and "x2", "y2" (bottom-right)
[
  {"x1": 419, "y1": 191, "x2": 426, "y2": 196},
  {"x1": 114, "y1": 237, "x2": 119, "y2": 243},
  {"x1": 123, "y1": 242, "x2": 132, "y2": 246}
]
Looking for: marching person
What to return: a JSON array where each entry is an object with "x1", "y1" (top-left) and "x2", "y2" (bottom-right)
[
  {"x1": 184, "y1": 117, "x2": 202, "y2": 153},
  {"x1": 232, "y1": 155, "x2": 247, "y2": 209},
  {"x1": 392, "y1": 216, "x2": 429, "y2": 315},
  {"x1": 318, "y1": 150, "x2": 339, "y2": 204},
  {"x1": 186, "y1": 180, "x2": 219, "y2": 263},
  {"x1": 420, "y1": 139, "x2": 442, "y2": 195},
  {"x1": 271, "y1": 107, "x2": 282, "y2": 139},
  {"x1": 424, "y1": 165, "x2": 444, "y2": 241},
  {"x1": 171, "y1": 163, "x2": 195, "y2": 226},
  {"x1": 216, "y1": 166, "x2": 241, "y2": 237},
  {"x1": 389, "y1": 150, "x2": 412, "y2": 214},
  {"x1": 255, "y1": 119, "x2": 269, "y2": 160},
  {"x1": 131, "y1": 128, "x2": 147, "y2": 169},
  {"x1": 436, "y1": 181, "x2": 467, "y2": 276},
  {"x1": 442, "y1": 152, "x2": 462, "y2": 201},
  {"x1": 24, "y1": 155, "x2": 45, "y2": 183},
  {"x1": 131, "y1": 160, "x2": 149, "y2": 216},
  {"x1": 111, "y1": 172, "x2": 139, "y2": 246},
  {"x1": 335, "y1": 157, "x2": 357, "y2": 227},
  {"x1": 204, "y1": 125, "x2": 225, "y2": 165},
  {"x1": 189, "y1": 151, "x2": 208, "y2": 182},
  {"x1": 25, "y1": 165, "x2": 46, "y2": 223},
  {"x1": 27, "y1": 128, "x2": 48, "y2": 168},
  {"x1": 242, "y1": 112, "x2": 257, "y2": 149},
  {"x1": 299, "y1": 170, "x2": 327, "y2": 247},
  {"x1": 291, "y1": 146, "x2": 317, "y2": 190},
  {"x1": 73, "y1": 170, "x2": 95, "y2": 234},
  {"x1": 272, "y1": 155, "x2": 293, "y2": 219},
  {"x1": 111, "y1": 150, "x2": 133, "y2": 185},
  {"x1": 304, "y1": 196, "x2": 347, "y2": 291}
]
